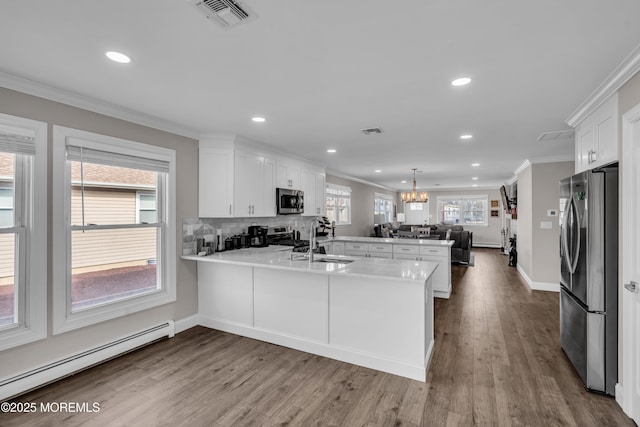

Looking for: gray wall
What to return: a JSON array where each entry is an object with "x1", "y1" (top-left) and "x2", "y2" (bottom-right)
[
  {"x1": 326, "y1": 174, "x2": 397, "y2": 237},
  {"x1": 0, "y1": 87, "x2": 199, "y2": 377},
  {"x1": 517, "y1": 161, "x2": 575, "y2": 285}
]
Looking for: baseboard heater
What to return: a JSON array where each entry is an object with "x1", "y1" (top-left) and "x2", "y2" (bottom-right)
[{"x1": 0, "y1": 321, "x2": 175, "y2": 402}]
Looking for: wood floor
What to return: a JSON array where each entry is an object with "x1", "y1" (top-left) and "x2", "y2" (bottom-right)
[{"x1": 0, "y1": 248, "x2": 633, "y2": 426}]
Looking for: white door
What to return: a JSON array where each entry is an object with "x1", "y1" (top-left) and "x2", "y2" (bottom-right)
[{"x1": 621, "y1": 103, "x2": 640, "y2": 424}]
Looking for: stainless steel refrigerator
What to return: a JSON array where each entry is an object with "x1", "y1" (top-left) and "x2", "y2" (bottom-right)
[{"x1": 559, "y1": 165, "x2": 618, "y2": 395}]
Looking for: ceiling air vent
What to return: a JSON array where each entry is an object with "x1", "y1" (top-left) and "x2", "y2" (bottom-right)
[
  {"x1": 190, "y1": 0, "x2": 257, "y2": 29},
  {"x1": 537, "y1": 129, "x2": 575, "y2": 141},
  {"x1": 361, "y1": 128, "x2": 382, "y2": 135}
]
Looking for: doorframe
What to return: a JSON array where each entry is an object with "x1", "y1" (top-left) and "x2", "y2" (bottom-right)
[{"x1": 617, "y1": 101, "x2": 640, "y2": 420}]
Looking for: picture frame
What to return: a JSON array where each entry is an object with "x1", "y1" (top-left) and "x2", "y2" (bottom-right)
[
  {"x1": 491, "y1": 209, "x2": 499, "y2": 217},
  {"x1": 490, "y1": 199, "x2": 499, "y2": 208}
]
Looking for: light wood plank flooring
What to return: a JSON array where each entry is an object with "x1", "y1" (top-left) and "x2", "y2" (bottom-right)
[{"x1": 0, "y1": 248, "x2": 633, "y2": 426}]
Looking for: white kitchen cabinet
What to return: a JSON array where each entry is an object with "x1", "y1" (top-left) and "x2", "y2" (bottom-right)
[
  {"x1": 234, "y1": 150, "x2": 264, "y2": 217},
  {"x1": 575, "y1": 93, "x2": 618, "y2": 173},
  {"x1": 199, "y1": 145, "x2": 234, "y2": 218},
  {"x1": 302, "y1": 168, "x2": 326, "y2": 217},
  {"x1": 277, "y1": 161, "x2": 301, "y2": 189},
  {"x1": 263, "y1": 157, "x2": 277, "y2": 217},
  {"x1": 392, "y1": 244, "x2": 451, "y2": 298},
  {"x1": 345, "y1": 242, "x2": 392, "y2": 258},
  {"x1": 326, "y1": 241, "x2": 345, "y2": 255}
]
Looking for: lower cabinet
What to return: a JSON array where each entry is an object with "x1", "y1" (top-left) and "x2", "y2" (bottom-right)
[
  {"x1": 345, "y1": 242, "x2": 392, "y2": 258},
  {"x1": 393, "y1": 244, "x2": 451, "y2": 298}
]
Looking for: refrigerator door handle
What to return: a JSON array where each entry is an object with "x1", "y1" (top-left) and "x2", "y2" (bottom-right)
[
  {"x1": 569, "y1": 196, "x2": 581, "y2": 274},
  {"x1": 562, "y1": 197, "x2": 574, "y2": 272}
]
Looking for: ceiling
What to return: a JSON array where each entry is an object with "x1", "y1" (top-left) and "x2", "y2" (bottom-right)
[{"x1": 1, "y1": 1, "x2": 640, "y2": 191}]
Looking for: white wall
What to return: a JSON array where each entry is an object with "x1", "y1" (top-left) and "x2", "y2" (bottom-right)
[{"x1": 0, "y1": 86, "x2": 199, "y2": 378}]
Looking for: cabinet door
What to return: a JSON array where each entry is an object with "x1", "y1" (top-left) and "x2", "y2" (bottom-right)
[
  {"x1": 301, "y1": 168, "x2": 315, "y2": 217},
  {"x1": 330, "y1": 242, "x2": 345, "y2": 255},
  {"x1": 315, "y1": 173, "x2": 326, "y2": 216},
  {"x1": 199, "y1": 147, "x2": 234, "y2": 217},
  {"x1": 593, "y1": 94, "x2": 618, "y2": 168},
  {"x1": 235, "y1": 150, "x2": 263, "y2": 217},
  {"x1": 576, "y1": 118, "x2": 595, "y2": 173},
  {"x1": 277, "y1": 162, "x2": 302, "y2": 189},
  {"x1": 420, "y1": 254, "x2": 448, "y2": 293},
  {"x1": 263, "y1": 157, "x2": 277, "y2": 217},
  {"x1": 394, "y1": 253, "x2": 418, "y2": 261}
]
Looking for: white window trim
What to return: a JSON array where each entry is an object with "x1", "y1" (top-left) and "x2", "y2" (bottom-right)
[
  {"x1": 326, "y1": 183, "x2": 352, "y2": 226},
  {"x1": 52, "y1": 126, "x2": 176, "y2": 335},
  {"x1": 436, "y1": 194, "x2": 489, "y2": 227},
  {"x1": 0, "y1": 113, "x2": 47, "y2": 351}
]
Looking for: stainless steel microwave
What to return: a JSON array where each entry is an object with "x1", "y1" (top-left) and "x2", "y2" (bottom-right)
[{"x1": 277, "y1": 188, "x2": 304, "y2": 214}]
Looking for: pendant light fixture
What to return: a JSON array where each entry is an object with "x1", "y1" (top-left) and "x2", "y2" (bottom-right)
[{"x1": 401, "y1": 168, "x2": 428, "y2": 203}]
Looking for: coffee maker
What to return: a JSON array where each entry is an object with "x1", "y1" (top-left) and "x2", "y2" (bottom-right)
[{"x1": 247, "y1": 225, "x2": 268, "y2": 247}]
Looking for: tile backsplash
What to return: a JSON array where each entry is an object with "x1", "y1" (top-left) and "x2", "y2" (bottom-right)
[{"x1": 182, "y1": 215, "x2": 321, "y2": 255}]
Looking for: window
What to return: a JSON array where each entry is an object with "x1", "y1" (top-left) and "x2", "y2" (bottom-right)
[
  {"x1": 326, "y1": 183, "x2": 351, "y2": 225},
  {"x1": 374, "y1": 193, "x2": 393, "y2": 223},
  {"x1": 437, "y1": 195, "x2": 488, "y2": 226},
  {"x1": 408, "y1": 203, "x2": 424, "y2": 211},
  {"x1": 0, "y1": 114, "x2": 47, "y2": 351},
  {"x1": 137, "y1": 192, "x2": 157, "y2": 224},
  {"x1": 53, "y1": 126, "x2": 176, "y2": 334}
]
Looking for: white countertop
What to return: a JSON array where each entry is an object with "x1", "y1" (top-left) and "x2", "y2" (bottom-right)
[
  {"x1": 182, "y1": 246, "x2": 437, "y2": 283},
  {"x1": 325, "y1": 236, "x2": 454, "y2": 247}
]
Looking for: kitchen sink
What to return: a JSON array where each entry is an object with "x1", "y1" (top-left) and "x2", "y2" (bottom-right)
[{"x1": 314, "y1": 257, "x2": 354, "y2": 264}]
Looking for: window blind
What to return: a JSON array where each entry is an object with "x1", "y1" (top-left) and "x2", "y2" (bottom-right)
[
  {"x1": 0, "y1": 133, "x2": 35, "y2": 156},
  {"x1": 66, "y1": 145, "x2": 170, "y2": 173}
]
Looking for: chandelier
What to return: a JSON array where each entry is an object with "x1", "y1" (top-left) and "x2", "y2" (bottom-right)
[{"x1": 401, "y1": 168, "x2": 428, "y2": 203}]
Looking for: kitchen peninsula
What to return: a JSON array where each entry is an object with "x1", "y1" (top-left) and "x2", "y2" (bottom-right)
[{"x1": 184, "y1": 248, "x2": 437, "y2": 381}]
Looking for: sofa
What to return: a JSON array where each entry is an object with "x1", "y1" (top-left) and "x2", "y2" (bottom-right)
[{"x1": 395, "y1": 224, "x2": 473, "y2": 264}]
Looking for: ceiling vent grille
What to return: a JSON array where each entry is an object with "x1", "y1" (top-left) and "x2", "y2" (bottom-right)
[
  {"x1": 537, "y1": 129, "x2": 575, "y2": 141},
  {"x1": 361, "y1": 128, "x2": 383, "y2": 135},
  {"x1": 190, "y1": 0, "x2": 257, "y2": 29}
]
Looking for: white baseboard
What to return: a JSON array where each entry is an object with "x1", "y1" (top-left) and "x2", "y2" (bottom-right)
[
  {"x1": 175, "y1": 314, "x2": 200, "y2": 333},
  {"x1": 198, "y1": 316, "x2": 428, "y2": 382},
  {"x1": 615, "y1": 383, "x2": 629, "y2": 416},
  {"x1": 0, "y1": 321, "x2": 175, "y2": 402},
  {"x1": 516, "y1": 264, "x2": 560, "y2": 292},
  {"x1": 472, "y1": 243, "x2": 501, "y2": 248}
]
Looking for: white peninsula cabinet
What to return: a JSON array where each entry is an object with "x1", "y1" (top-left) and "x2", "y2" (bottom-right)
[
  {"x1": 188, "y1": 250, "x2": 436, "y2": 382},
  {"x1": 328, "y1": 237, "x2": 453, "y2": 298},
  {"x1": 393, "y1": 244, "x2": 451, "y2": 298}
]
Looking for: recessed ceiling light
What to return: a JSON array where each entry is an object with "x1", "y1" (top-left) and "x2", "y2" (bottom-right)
[
  {"x1": 451, "y1": 77, "x2": 471, "y2": 86},
  {"x1": 252, "y1": 116, "x2": 266, "y2": 123},
  {"x1": 374, "y1": 170, "x2": 382, "y2": 173},
  {"x1": 472, "y1": 184, "x2": 478, "y2": 187},
  {"x1": 472, "y1": 163, "x2": 480, "y2": 167},
  {"x1": 105, "y1": 51, "x2": 131, "y2": 64},
  {"x1": 327, "y1": 149, "x2": 337, "y2": 153},
  {"x1": 460, "y1": 134, "x2": 473, "y2": 140},
  {"x1": 472, "y1": 177, "x2": 479, "y2": 180},
  {"x1": 401, "y1": 180, "x2": 407, "y2": 184}
]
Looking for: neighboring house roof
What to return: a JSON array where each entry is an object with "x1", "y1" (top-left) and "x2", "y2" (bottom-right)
[{"x1": 71, "y1": 162, "x2": 156, "y2": 188}]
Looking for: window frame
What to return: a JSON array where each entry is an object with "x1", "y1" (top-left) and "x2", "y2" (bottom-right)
[
  {"x1": 52, "y1": 126, "x2": 176, "y2": 335},
  {"x1": 0, "y1": 113, "x2": 47, "y2": 351},
  {"x1": 436, "y1": 194, "x2": 489, "y2": 226},
  {"x1": 325, "y1": 183, "x2": 351, "y2": 226},
  {"x1": 374, "y1": 192, "x2": 393, "y2": 223},
  {"x1": 136, "y1": 191, "x2": 157, "y2": 224}
]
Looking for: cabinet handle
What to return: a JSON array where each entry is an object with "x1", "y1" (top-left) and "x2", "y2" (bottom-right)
[
  {"x1": 249, "y1": 204, "x2": 252, "y2": 214},
  {"x1": 588, "y1": 149, "x2": 597, "y2": 164},
  {"x1": 229, "y1": 204, "x2": 232, "y2": 215}
]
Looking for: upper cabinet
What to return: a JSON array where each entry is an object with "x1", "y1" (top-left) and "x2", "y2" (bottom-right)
[
  {"x1": 301, "y1": 168, "x2": 326, "y2": 217},
  {"x1": 276, "y1": 161, "x2": 302, "y2": 189},
  {"x1": 575, "y1": 93, "x2": 618, "y2": 173},
  {"x1": 199, "y1": 136, "x2": 323, "y2": 218},
  {"x1": 199, "y1": 144, "x2": 234, "y2": 218}
]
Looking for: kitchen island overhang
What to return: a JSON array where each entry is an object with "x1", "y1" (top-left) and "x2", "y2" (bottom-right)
[{"x1": 184, "y1": 249, "x2": 436, "y2": 382}]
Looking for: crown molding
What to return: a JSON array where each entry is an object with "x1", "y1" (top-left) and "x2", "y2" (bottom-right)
[
  {"x1": 325, "y1": 169, "x2": 397, "y2": 192},
  {"x1": 0, "y1": 71, "x2": 201, "y2": 140},
  {"x1": 566, "y1": 42, "x2": 640, "y2": 127},
  {"x1": 513, "y1": 154, "x2": 574, "y2": 177}
]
